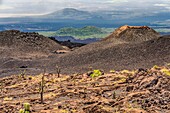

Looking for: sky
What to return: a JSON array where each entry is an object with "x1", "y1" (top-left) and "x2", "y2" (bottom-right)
[{"x1": 0, "y1": 0, "x2": 170, "y2": 18}]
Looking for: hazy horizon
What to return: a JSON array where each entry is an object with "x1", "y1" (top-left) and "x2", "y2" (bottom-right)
[{"x1": 0, "y1": 0, "x2": 170, "y2": 18}]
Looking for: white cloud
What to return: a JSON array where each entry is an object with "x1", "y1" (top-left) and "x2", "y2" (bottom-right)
[
  {"x1": 0, "y1": 13, "x2": 47, "y2": 18},
  {"x1": 0, "y1": 0, "x2": 170, "y2": 18},
  {"x1": 106, "y1": 0, "x2": 128, "y2": 3},
  {"x1": 154, "y1": 4, "x2": 169, "y2": 7},
  {"x1": 0, "y1": 5, "x2": 13, "y2": 10}
]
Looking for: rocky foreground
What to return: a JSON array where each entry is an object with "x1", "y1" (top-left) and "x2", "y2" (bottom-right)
[{"x1": 0, "y1": 65, "x2": 169, "y2": 113}]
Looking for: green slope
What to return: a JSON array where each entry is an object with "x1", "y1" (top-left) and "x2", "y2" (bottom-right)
[{"x1": 39, "y1": 26, "x2": 114, "y2": 39}]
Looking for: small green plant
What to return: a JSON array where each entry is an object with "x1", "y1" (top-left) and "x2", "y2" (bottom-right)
[
  {"x1": 161, "y1": 68, "x2": 170, "y2": 76},
  {"x1": 19, "y1": 70, "x2": 26, "y2": 79},
  {"x1": 110, "y1": 70, "x2": 115, "y2": 73},
  {"x1": 19, "y1": 109, "x2": 24, "y2": 113},
  {"x1": 90, "y1": 70, "x2": 102, "y2": 78},
  {"x1": 19, "y1": 103, "x2": 31, "y2": 113},
  {"x1": 153, "y1": 65, "x2": 161, "y2": 70}
]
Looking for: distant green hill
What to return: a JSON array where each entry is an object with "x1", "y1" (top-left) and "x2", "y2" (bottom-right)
[
  {"x1": 39, "y1": 26, "x2": 114, "y2": 39},
  {"x1": 56, "y1": 26, "x2": 106, "y2": 35}
]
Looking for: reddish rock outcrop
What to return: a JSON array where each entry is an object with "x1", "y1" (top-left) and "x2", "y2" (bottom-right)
[{"x1": 104, "y1": 25, "x2": 160, "y2": 43}]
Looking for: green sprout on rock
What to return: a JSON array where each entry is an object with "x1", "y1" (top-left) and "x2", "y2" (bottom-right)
[
  {"x1": 90, "y1": 70, "x2": 103, "y2": 78},
  {"x1": 19, "y1": 103, "x2": 31, "y2": 113},
  {"x1": 18, "y1": 70, "x2": 26, "y2": 79}
]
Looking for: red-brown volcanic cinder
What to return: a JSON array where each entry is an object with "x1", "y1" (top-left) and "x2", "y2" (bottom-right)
[{"x1": 103, "y1": 25, "x2": 160, "y2": 43}]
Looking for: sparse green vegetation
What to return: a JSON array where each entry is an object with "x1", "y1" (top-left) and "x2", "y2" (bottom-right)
[
  {"x1": 90, "y1": 69, "x2": 103, "y2": 78},
  {"x1": 0, "y1": 67, "x2": 169, "y2": 112},
  {"x1": 56, "y1": 26, "x2": 106, "y2": 35},
  {"x1": 152, "y1": 65, "x2": 161, "y2": 70},
  {"x1": 161, "y1": 68, "x2": 170, "y2": 76},
  {"x1": 18, "y1": 70, "x2": 26, "y2": 79},
  {"x1": 152, "y1": 65, "x2": 170, "y2": 76},
  {"x1": 110, "y1": 70, "x2": 115, "y2": 73},
  {"x1": 39, "y1": 26, "x2": 115, "y2": 39},
  {"x1": 19, "y1": 103, "x2": 31, "y2": 113}
]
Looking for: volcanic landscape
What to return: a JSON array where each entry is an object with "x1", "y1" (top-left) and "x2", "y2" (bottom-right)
[{"x1": 0, "y1": 25, "x2": 170, "y2": 113}]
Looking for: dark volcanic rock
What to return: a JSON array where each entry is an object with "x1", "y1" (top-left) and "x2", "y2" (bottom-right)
[
  {"x1": 124, "y1": 68, "x2": 170, "y2": 113},
  {"x1": 0, "y1": 30, "x2": 64, "y2": 57},
  {"x1": 0, "y1": 30, "x2": 66, "y2": 76},
  {"x1": 0, "y1": 27, "x2": 169, "y2": 76},
  {"x1": 54, "y1": 28, "x2": 169, "y2": 74}
]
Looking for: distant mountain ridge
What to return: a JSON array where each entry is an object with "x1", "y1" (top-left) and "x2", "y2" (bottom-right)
[
  {"x1": 45, "y1": 8, "x2": 96, "y2": 20},
  {"x1": 0, "y1": 8, "x2": 170, "y2": 33},
  {"x1": 41, "y1": 8, "x2": 134, "y2": 20},
  {"x1": 39, "y1": 8, "x2": 170, "y2": 22}
]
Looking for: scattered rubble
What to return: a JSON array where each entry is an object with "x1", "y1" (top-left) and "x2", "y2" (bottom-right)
[{"x1": 0, "y1": 66, "x2": 169, "y2": 113}]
